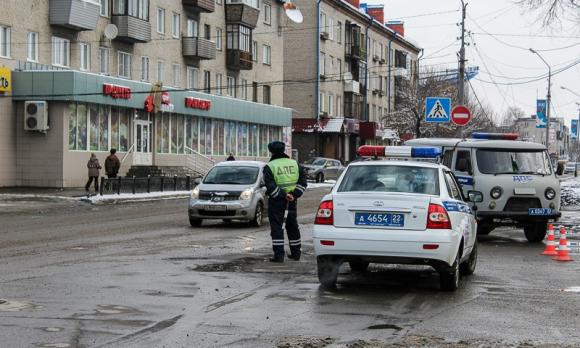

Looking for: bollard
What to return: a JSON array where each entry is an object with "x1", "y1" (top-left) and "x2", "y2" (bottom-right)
[
  {"x1": 117, "y1": 176, "x2": 122, "y2": 195},
  {"x1": 147, "y1": 175, "x2": 151, "y2": 193},
  {"x1": 174, "y1": 175, "x2": 178, "y2": 191},
  {"x1": 186, "y1": 175, "x2": 191, "y2": 191},
  {"x1": 160, "y1": 176, "x2": 164, "y2": 192},
  {"x1": 99, "y1": 177, "x2": 104, "y2": 196},
  {"x1": 132, "y1": 176, "x2": 136, "y2": 194}
]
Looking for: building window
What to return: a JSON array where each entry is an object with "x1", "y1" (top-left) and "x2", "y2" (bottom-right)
[
  {"x1": 68, "y1": 104, "x2": 129, "y2": 152},
  {"x1": 319, "y1": 52, "x2": 325, "y2": 76},
  {"x1": 187, "y1": 66, "x2": 198, "y2": 89},
  {"x1": 186, "y1": 18, "x2": 198, "y2": 37},
  {"x1": 99, "y1": 47, "x2": 109, "y2": 74},
  {"x1": 172, "y1": 64, "x2": 181, "y2": 87},
  {"x1": 204, "y1": 24, "x2": 211, "y2": 39},
  {"x1": 226, "y1": 25, "x2": 251, "y2": 53},
  {"x1": 252, "y1": 82, "x2": 258, "y2": 102},
  {"x1": 216, "y1": 0, "x2": 223, "y2": 4},
  {"x1": 227, "y1": 76, "x2": 236, "y2": 97},
  {"x1": 140, "y1": 56, "x2": 149, "y2": 81},
  {"x1": 216, "y1": 28, "x2": 222, "y2": 50},
  {"x1": 336, "y1": 95, "x2": 342, "y2": 117},
  {"x1": 100, "y1": 0, "x2": 109, "y2": 16},
  {"x1": 320, "y1": 92, "x2": 325, "y2": 112},
  {"x1": 240, "y1": 79, "x2": 248, "y2": 100},
  {"x1": 52, "y1": 36, "x2": 70, "y2": 67},
  {"x1": 264, "y1": 3, "x2": 271, "y2": 25},
  {"x1": 113, "y1": 0, "x2": 149, "y2": 20},
  {"x1": 337, "y1": 21, "x2": 342, "y2": 44},
  {"x1": 117, "y1": 51, "x2": 132, "y2": 78},
  {"x1": 328, "y1": 94, "x2": 334, "y2": 116},
  {"x1": 337, "y1": 58, "x2": 342, "y2": 79},
  {"x1": 328, "y1": 17, "x2": 334, "y2": 40},
  {"x1": 226, "y1": 0, "x2": 258, "y2": 8},
  {"x1": 204, "y1": 70, "x2": 211, "y2": 93},
  {"x1": 172, "y1": 12, "x2": 180, "y2": 38},
  {"x1": 27, "y1": 32, "x2": 38, "y2": 62},
  {"x1": 262, "y1": 45, "x2": 271, "y2": 65},
  {"x1": 252, "y1": 40, "x2": 258, "y2": 61},
  {"x1": 320, "y1": 12, "x2": 326, "y2": 33},
  {"x1": 216, "y1": 73, "x2": 222, "y2": 95},
  {"x1": 79, "y1": 43, "x2": 90, "y2": 71},
  {"x1": 156, "y1": 60, "x2": 164, "y2": 82},
  {"x1": 156, "y1": 7, "x2": 165, "y2": 34},
  {"x1": 263, "y1": 85, "x2": 271, "y2": 104}
]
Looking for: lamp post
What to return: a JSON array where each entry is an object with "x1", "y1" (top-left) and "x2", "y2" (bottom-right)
[
  {"x1": 529, "y1": 48, "x2": 551, "y2": 152},
  {"x1": 560, "y1": 87, "x2": 580, "y2": 177}
]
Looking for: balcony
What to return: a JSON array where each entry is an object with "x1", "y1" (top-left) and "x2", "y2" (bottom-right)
[
  {"x1": 227, "y1": 50, "x2": 253, "y2": 70},
  {"x1": 182, "y1": 37, "x2": 216, "y2": 60},
  {"x1": 112, "y1": 15, "x2": 152, "y2": 43},
  {"x1": 225, "y1": 2, "x2": 260, "y2": 29},
  {"x1": 345, "y1": 45, "x2": 362, "y2": 60},
  {"x1": 344, "y1": 92, "x2": 363, "y2": 120},
  {"x1": 49, "y1": 0, "x2": 100, "y2": 31},
  {"x1": 183, "y1": 0, "x2": 215, "y2": 13}
]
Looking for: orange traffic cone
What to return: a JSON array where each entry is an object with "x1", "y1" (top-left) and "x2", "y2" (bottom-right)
[
  {"x1": 542, "y1": 224, "x2": 558, "y2": 256},
  {"x1": 553, "y1": 227, "x2": 573, "y2": 262}
]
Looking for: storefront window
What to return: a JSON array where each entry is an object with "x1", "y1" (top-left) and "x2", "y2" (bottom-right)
[
  {"x1": 171, "y1": 114, "x2": 178, "y2": 154},
  {"x1": 110, "y1": 107, "x2": 119, "y2": 150},
  {"x1": 99, "y1": 107, "x2": 108, "y2": 151},
  {"x1": 77, "y1": 104, "x2": 88, "y2": 151},
  {"x1": 89, "y1": 105, "x2": 99, "y2": 151},
  {"x1": 241, "y1": 123, "x2": 248, "y2": 156},
  {"x1": 177, "y1": 114, "x2": 184, "y2": 154},
  {"x1": 191, "y1": 117, "x2": 199, "y2": 152},
  {"x1": 155, "y1": 113, "x2": 162, "y2": 153},
  {"x1": 68, "y1": 104, "x2": 77, "y2": 150},
  {"x1": 160, "y1": 113, "x2": 169, "y2": 153},
  {"x1": 214, "y1": 120, "x2": 223, "y2": 156},
  {"x1": 199, "y1": 118, "x2": 206, "y2": 155},
  {"x1": 205, "y1": 119, "x2": 212, "y2": 156},
  {"x1": 228, "y1": 121, "x2": 236, "y2": 155},
  {"x1": 260, "y1": 124, "x2": 268, "y2": 157},
  {"x1": 249, "y1": 124, "x2": 257, "y2": 157},
  {"x1": 119, "y1": 109, "x2": 129, "y2": 152}
]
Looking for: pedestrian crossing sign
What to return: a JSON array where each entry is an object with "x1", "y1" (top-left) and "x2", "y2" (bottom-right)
[{"x1": 425, "y1": 97, "x2": 451, "y2": 123}]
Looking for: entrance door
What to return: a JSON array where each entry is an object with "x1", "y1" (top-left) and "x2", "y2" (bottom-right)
[{"x1": 134, "y1": 120, "x2": 152, "y2": 165}]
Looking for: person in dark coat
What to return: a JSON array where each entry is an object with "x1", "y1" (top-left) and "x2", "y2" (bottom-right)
[
  {"x1": 105, "y1": 149, "x2": 121, "y2": 178},
  {"x1": 262, "y1": 141, "x2": 307, "y2": 262},
  {"x1": 85, "y1": 153, "x2": 101, "y2": 192},
  {"x1": 226, "y1": 153, "x2": 236, "y2": 161}
]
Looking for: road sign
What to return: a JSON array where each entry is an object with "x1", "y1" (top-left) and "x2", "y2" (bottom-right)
[
  {"x1": 451, "y1": 105, "x2": 471, "y2": 126},
  {"x1": 425, "y1": 97, "x2": 451, "y2": 123}
]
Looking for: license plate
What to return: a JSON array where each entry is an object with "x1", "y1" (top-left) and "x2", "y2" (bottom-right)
[
  {"x1": 354, "y1": 213, "x2": 405, "y2": 227},
  {"x1": 205, "y1": 205, "x2": 227, "y2": 211},
  {"x1": 529, "y1": 208, "x2": 552, "y2": 216}
]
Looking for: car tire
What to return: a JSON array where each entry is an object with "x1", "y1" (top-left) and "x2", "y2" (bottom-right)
[
  {"x1": 524, "y1": 222, "x2": 547, "y2": 243},
  {"x1": 316, "y1": 173, "x2": 324, "y2": 183},
  {"x1": 250, "y1": 202, "x2": 264, "y2": 227},
  {"x1": 477, "y1": 225, "x2": 492, "y2": 236},
  {"x1": 349, "y1": 261, "x2": 369, "y2": 273},
  {"x1": 459, "y1": 240, "x2": 477, "y2": 276},
  {"x1": 317, "y1": 256, "x2": 339, "y2": 289},
  {"x1": 439, "y1": 250, "x2": 460, "y2": 291},
  {"x1": 189, "y1": 217, "x2": 203, "y2": 227}
]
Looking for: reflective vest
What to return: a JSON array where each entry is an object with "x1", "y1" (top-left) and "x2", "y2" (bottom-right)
[{"x1": 268, "y1": 158, "x2": 299, "y2": 193}]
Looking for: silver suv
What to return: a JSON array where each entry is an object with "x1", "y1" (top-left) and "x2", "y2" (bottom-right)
[{"x1": 188, "y1": 161, "x2": 267, "y2": 227}]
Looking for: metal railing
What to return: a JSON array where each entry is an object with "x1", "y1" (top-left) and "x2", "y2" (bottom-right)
[
  {"x1": 120, "y1": 143, "x2": 135, "y2": 164},
  {"x1": 99, "y1": 175, "x2": 194, "y2": 196},
  {"x1": 184, "y1": 146, "x2": 215, "y2": 177}
]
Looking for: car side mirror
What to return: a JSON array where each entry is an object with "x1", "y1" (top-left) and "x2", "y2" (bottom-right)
[
  {"x1": 194, "y1": 177, "x2": 201, "y2": 185},
  {"x1": 467, "y1": 190, "x2": 483, "y2": 203}
]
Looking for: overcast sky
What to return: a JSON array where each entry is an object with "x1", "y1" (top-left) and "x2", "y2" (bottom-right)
[{"x1": 365, "y1": 0, "x2": 580, "y2": 127}]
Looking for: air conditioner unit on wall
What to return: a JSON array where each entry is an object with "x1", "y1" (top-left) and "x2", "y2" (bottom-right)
[{"x1": 24, "y1": 101, "x2": 49, "y2": 132}]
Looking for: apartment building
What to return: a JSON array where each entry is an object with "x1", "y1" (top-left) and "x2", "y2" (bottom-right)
[
  {"x1": 515, "y1": 116, "x2": 570, "y2": 158},
  {"x1": 0, "y1": 0, "x2": 291, "y2": 187},
  {"x1": 284, "y1": 0, "x2": 420, "y2": 162}
]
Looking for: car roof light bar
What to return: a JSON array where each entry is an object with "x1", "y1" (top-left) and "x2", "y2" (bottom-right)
[
  {"x1": 356, "y1": 146, "x2": 442, "y2": 158},
  {"x1": 470, "y1": 132, "x2": 519, "y2": 140}
]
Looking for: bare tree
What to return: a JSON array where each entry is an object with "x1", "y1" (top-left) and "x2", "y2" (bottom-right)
[
  {"x1": 515, "y1": 0, "x2": 580, "y2": 27},
  {"x1": 502, "y1": 106, "x2": 527, "y2": 127}
]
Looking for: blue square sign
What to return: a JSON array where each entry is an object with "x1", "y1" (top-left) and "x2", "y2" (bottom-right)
[{"x1": 425, "y1": 97, "x2": 451, "y2": 123}]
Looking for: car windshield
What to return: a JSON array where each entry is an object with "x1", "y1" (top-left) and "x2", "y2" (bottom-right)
[
  {"x1": 203, "y1": 166, "x2": 260, "y2": 185},
  {"x1": 305, "y1": 158, "x2": 327, "y2": 166},
  {"x1": 476, "y1": 149, "x2": 552, "y2": 175},
  {"x1": 338, "y1": 165, "x2": 440, "y2": 195}
]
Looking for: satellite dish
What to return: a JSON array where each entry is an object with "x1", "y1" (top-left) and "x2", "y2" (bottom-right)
[
  {"x1": 104, "y1": 24, "x2": 118, "y2": 40},
  {"x1": 283, "y1": 1, "x2": 303, "y2": 24}
]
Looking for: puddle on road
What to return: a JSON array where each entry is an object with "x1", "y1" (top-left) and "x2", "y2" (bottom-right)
[
  {"x1": 192, "y1": 257, "x2": 266, "y2": 272},
  {"x1": 562, "y1": 286, "x2": 580, "y2": 292},
  {"x1": 0, "y1": 299, "x2": 36, "y2": 312},
  {"x1": 276, "y1": 335, "x2": 335, "y2": 348},
  {"x1": 42, "y1": 327, "x2": 64, "y2": 333},
  {"x1": 95, "y1": 304, "x2": 139, "y2": 315},
  {"x1": 367, "y1": 324, "x2": 402, "y2": 331},
  {"x1": 37, "y1": 343, "x2": 71, "y2": 348}
]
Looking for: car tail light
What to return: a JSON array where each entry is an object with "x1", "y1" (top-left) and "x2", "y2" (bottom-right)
[
  {"x1": 314, "y1": 200, "x2": 333, "y2": 225},
  {"x1": 427, "y1": 203, "x2": 451, "y2": 229}
]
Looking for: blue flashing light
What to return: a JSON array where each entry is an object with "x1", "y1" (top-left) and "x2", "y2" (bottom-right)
[
  {"x1": 471, "y1": 132, "x2": 519, "y2": 140},
  {"x1": 411, "y1": 147, "x2": 442, "y2": 158}
]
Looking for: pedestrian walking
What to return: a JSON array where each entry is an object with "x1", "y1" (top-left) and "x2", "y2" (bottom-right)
[
  {"x1": 85, "y1": 153, "x2": 101, "y2": 193},
  {"x1": 226, "y1": 153, "x2": 236, "y2": 161},
  {"x1": 105, "y1": 149, "x2": 121, "y2": 178},
  {"x1": 263, "y1": 141, "x2": 307, "y2": 262}
]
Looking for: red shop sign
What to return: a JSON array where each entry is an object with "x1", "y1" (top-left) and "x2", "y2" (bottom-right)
[
  {"x1": 185, "y1": 97, "x2": 212, "y2": 111},
  {"x1": 103, "y1": 83, "x2": 132, "y2": 99}
]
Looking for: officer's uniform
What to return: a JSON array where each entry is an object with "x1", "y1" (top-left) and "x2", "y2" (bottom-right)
[{"x1": 263, "y1": 141, "x2": 308, "y2": 262}]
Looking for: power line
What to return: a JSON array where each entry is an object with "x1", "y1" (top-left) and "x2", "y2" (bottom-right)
[
  {"x1": 471, "y1": 32, "x2": 580, "y2": 39},
  {"x1": 472, "y1": 59, "x2": 580, "y2": 85},
  {"x1": 384, "y1": 9, "x2": 459, "y2": 21}
]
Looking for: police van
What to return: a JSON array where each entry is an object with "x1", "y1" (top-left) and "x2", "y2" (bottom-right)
[{"x1": 406, "y1": 133, "x2": 561, "y2": 243}]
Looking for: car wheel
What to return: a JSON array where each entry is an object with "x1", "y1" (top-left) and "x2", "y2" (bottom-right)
[
  {"x1": 317, "y1": 256, "x2": 339, "y2": 289},
  {"x1": 349, "y1": 261, "x2": 369, "y2": 273},
  {"x1": 316, "y1": 173, "x2": 324, "y2": 183},
  {"x1": 459, "y1": 240, "x2": 477, "y2": 276},
  {"x1": 250, "y1": 202, "x2": 264, "y2": 227},
  {"x1": 189, "y1": 217, "x2": 203, "y2": 227},
  {"x1": 439, "y1": 250, "x2": 460, "y2": 291},
  {"x1": 477, "y1": 225, "x2": 492, "y2": 235},
  {"x1": 524, "y1": 222, "x2": 547, "y2": 243}
]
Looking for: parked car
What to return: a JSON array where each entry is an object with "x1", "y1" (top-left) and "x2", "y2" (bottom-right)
[
  {"x1": 565, "y1": 162, "x2": 577, "y2": 174},
  {"x1": 303, "y1": 157, "x2": 345, "y2": 183},
  {"x1": 188, "y1": 161, "x2": 267, "y2": 227}
]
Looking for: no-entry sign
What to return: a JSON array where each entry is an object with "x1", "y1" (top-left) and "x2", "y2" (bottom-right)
[{"x1": 451, "y1": 105, "x2": 471, "y2": 126}]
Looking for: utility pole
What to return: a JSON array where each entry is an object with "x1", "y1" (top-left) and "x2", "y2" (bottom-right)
[
  {"x1": 530, "y1": 48, "x2": 551, "y2": 152},
  {"x1": 458, "y1": 0, "x2": 468, "y2": 105}
]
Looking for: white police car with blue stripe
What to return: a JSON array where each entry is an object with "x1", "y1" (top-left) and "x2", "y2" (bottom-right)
[{"x1": 313, "y1": 146, "x2": 478, "y2": 291}]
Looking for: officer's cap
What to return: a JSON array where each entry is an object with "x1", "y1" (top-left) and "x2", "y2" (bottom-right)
[{"x1": 268, "y1": 141, "x2": 286, "y2": 155}]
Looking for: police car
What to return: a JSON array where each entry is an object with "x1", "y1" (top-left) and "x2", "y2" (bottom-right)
[
  {"x1": 313, "y1": 146, "x2": 479, "y2": 291},
  {"x1": 407, "y1": 133, "x2": 561, "y2": 243}
]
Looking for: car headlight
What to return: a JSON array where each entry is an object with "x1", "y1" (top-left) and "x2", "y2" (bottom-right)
[
  {"x1": 191, "y1": 187, "x2": 200, "y2": 199},
  {"x1": 490, "y1": 186, "x2": 503, "y2": 199},
  {"x1": 545, "y1": 187, "x2": 556, "y2": 200},
  {"x1": 240, "y1": 188, "x2": 253, "y2": 200}
]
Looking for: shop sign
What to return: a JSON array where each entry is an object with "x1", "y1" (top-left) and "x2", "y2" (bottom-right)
[
  {"x1": 185, "y1": 97, "x2": 212, "y2": 111},
  {"x1": 103, "y1": 83, "x2": 132, "y2": 99},
  {"x1": 160, "y1": 91, "x2": 174, "y2": 113},
  {"x1": 0, "y1": 67, "x2": 11, "y2": 92}
]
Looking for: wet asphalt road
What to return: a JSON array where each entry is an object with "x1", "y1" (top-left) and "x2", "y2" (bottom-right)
[{"x1": 1, "y1": 189, "x2": 580, "y2": 348}]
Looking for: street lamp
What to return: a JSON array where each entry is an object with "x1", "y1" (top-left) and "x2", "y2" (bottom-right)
[
  {"x1": 560, "y1": 86, "x2": 580, "y2": 98},
  {"x1": 529, "y1": 48, "x2": 551, "y2": 151}
]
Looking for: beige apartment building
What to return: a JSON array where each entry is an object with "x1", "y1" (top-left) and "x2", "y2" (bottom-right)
[
  {"x1": 0, "y1": 0, "x2": 292, "y2": 187},
  {"x1": 284, "y1": 0, "x2": 421, "y2": 162},
  {"x1": 514, "y1": 116, "x2": 570, "y2": 158}
]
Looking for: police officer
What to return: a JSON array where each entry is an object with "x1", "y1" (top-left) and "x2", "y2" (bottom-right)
[{"x1": 263, "y1": 141, "x2": 307, "y2": 262}]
